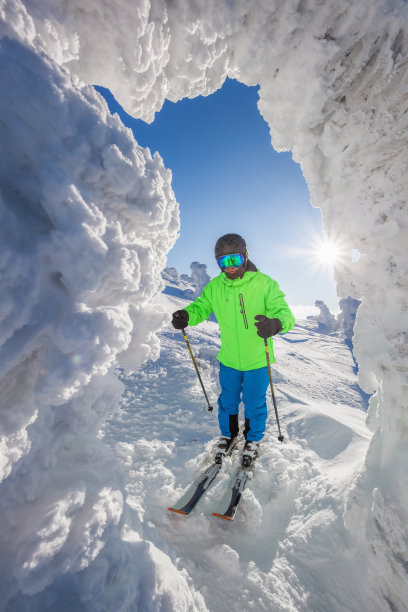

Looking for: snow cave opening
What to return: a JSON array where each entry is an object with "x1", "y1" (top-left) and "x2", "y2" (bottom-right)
[{"x1": 96, "y1": 77, "x2": 341, "y2": 315}]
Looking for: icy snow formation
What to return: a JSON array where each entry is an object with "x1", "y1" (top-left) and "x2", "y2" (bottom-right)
[
  {"x1": 308, "y1": 297, "x2": 361, "y2": 338},
  {"x1": 308, "y1": 299, "x2": 338, "y2": 333},
  {"x1": 0, "y1": 9, "x2": 184, "y2": 610},
  {"x1": 1, "y1": 0, "x2": 408, "y2": 609},
  {"x1": 190, "y1": 262, "x2": 211, "y2": 298},
  {"x1": 337, "y1": 297, "x2": 361, "y2": 341},
  {"x1": 162, "y1": 263, "x2": 210, "y2": 300}
]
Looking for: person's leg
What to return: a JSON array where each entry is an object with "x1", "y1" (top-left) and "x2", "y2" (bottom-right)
[
  {"x1": 242, "y1": 366, "x2": 269, "y2": 442},
  {"x1": 217, "y1": 363, "x2": 242, "y2": 438}
]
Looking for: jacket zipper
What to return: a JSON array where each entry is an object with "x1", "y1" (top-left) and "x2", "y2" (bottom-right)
[
  {"x1": 239, "y1": 293, "x2": 248, "y2": 329},
  {"x1": 232, "y1": 288, "x2": 242, "y2": 369}
]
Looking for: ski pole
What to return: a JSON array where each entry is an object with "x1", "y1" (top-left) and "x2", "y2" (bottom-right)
[
  {"x1": 264, "y1": 338, "x2": 284, "y2": 443},
  {"x1": 182, "y1": 328, "x2": 214, "y2": 413}
]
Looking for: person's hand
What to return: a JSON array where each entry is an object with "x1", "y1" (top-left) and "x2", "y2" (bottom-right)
[
  {"x1": 172, "y1": 310, "x2": 189, "y2": 330},
  {"x1": 254, "y1": 315, "x2": 282, "y2": 338}
]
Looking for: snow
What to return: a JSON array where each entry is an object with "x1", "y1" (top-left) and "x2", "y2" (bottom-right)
[
  {"x1": 189, "y1": 262, "x2": 211, "y2": 298},
  {"x1": 102, "y1": 281, "x2": 371, "y2": 611},
  {"x1": 337, "y1": 297, "x2": 361, "y2": 341},
  {"x1": 307, "y1": 299, "x2": 338, "y2": 333},
  {"x1": 0, "y1": 19, "x2": 179, "y2": 610},
  {"x1": 307, "y1": 297, "x2": 361, "y2": 340},
  {"x1": 1, "y1": 0, "x2": 408, "y2": 609}
]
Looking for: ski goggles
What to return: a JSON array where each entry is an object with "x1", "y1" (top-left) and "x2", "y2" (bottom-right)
[{"x1": 216, "y1": 253, "x2": 245, "y2": 269}]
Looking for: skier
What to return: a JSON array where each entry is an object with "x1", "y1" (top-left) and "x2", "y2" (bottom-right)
[{"x1": 171, "y1": 233, "x2": 295, "y2": 465}]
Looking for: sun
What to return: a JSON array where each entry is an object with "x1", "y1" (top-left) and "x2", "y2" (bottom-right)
[
  {"x1": 315, "y1": 240, "x2": 340, "y2": 266},
  {"x1": 285, "y1": 227, "x2": 348, "y2": 274}
]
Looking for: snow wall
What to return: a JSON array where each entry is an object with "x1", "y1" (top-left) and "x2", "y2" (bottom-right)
[{"x1": 1, "y1": 0, "x2": 407, "y2": 609}]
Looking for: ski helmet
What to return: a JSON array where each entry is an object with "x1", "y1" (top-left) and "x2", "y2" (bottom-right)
[{"x1": 214, "y1": 233, "x2": 248, "y2": 259}]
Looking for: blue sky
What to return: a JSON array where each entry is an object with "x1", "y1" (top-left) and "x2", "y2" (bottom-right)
[{"x1": 96, "y1": 79, "x2": 339, "y2": 312}]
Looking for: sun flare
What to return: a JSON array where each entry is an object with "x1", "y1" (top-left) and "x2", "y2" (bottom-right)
[{"x1": 315, "y1": 240, "x2": 339, "y2": 265}]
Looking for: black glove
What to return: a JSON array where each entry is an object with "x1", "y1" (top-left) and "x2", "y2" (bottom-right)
[
  {"x1": 171, "y1": 309, "x2": 189, "y2": 330},
  {"x1": 254, "y1": 315, "x2": 282, "y2": 338}
]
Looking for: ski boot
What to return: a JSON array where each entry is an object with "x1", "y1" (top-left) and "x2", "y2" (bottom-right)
[
  {"x1": 215, "y1": 436, "x2": 237, "y2": 464},
  {"x1": 242, "y1": 440, "x2": 260, "y2": 468}
]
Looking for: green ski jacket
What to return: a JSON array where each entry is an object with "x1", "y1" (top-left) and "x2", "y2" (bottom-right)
[{"x1": 185, "y1": 269, "x2": 295, "y2": 371}]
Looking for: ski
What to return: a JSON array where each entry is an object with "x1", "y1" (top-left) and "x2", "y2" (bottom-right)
[
  {"x1": 167, "y1": 438, "x2": 238, "y2": 515},
  {"x1": 211, "y1": 454, "x2": 257, "y2": 521}
]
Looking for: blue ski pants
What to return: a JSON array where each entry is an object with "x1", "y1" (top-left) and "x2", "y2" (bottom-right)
[{"x1": 217, "y1": 362, "x2": 270, "y2": 442}]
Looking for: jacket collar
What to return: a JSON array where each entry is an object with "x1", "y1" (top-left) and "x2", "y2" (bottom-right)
[
  {"x1": 245, "y1": 259, "x2": 258, "y2": 273},
  {"x1": 220, "y1": 260, "x2": 258, "y2": 286}
]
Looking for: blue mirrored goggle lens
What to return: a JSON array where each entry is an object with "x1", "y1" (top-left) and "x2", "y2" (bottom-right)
[{"x1": 216, "y1": 253, "x2": 244, "y2": 269}]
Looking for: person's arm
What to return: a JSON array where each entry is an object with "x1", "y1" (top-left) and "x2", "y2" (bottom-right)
[
  {"x1": 184, "y1": 283, "x2": 214, "y2": 326},
  {"x1": 264, "y1": 279, "x2": 295, "y2": 333}
]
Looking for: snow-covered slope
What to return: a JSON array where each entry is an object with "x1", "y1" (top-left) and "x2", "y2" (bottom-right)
[{"x1": 101, "y1": 278, "x2": 371, "y2": 612}]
